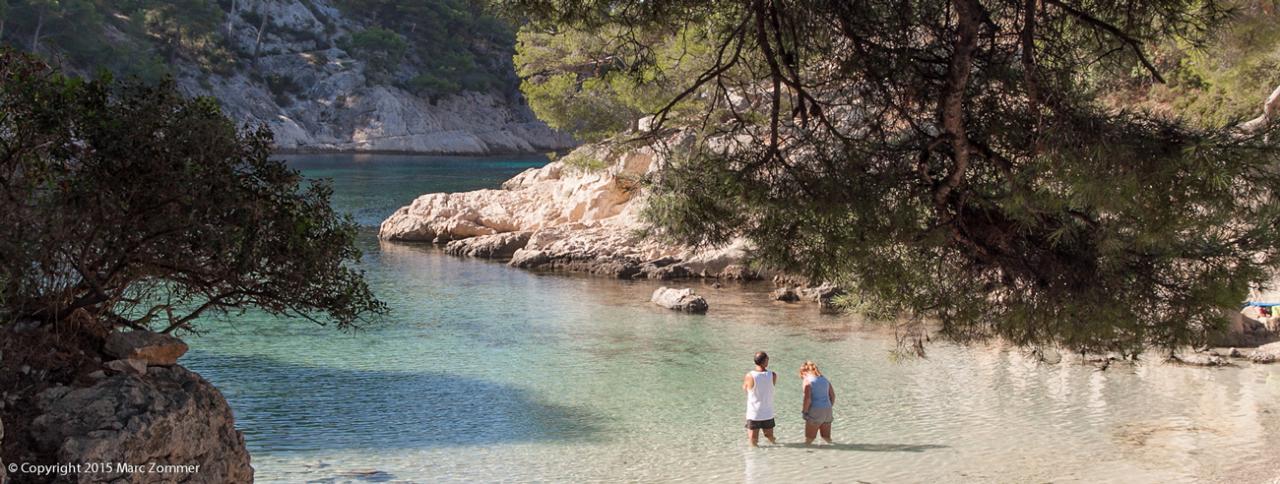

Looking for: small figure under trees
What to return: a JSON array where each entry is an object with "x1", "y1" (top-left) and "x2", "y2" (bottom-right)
[
  {"x1": 0, "y1": 49, "x2": 386, "y2": 334},
  {"x1": 507, "y1": 0, "x2": 1280, "y2": 355}
]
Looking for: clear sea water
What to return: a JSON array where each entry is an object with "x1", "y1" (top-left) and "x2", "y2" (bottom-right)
[{"x1": 182, "y1": 154, "x2": 1280, "y2": 484}]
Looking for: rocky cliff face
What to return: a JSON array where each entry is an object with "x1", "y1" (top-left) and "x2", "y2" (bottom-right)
[
  {"x1": 168, "y1": 0, "x2": 573, "y2": 154},
  {"x1": 379, "y1": 141, "x2": 756, "y2": 280}
]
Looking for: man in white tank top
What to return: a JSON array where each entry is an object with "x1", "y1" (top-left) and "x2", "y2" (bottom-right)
[{"x1": 742, "y1": 351, "x2": 778, "y2": 447}]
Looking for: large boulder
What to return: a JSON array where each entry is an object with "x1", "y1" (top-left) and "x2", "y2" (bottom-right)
[
  {"x1": 651, "y1": 287, "x2": 709, "y2": 314},
  {"x1": 771, "y1": 287, "x2": 801, "y2": 302},
  {"x1": 1209, "y1": 310, "x2": 1276, "y2": 347},
  {"x1": 445, "y1": 231, "x2": 532, "y2": 259},
  {"x1": 104, "y1": 331, "x2": 188, "y2": 366},
  {"x1": 1250, "y1": 341, "x2": 1280, "y2": 364},
  {"x1": 32, "y1": 366, "x2": 252, "y2": 484},
  {"x1": 798, "y1": 283, "x2": 845, "y2": 311}
]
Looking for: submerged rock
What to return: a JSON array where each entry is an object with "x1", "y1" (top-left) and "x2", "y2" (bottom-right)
[
  {"x1": 32, "y1": 365, "x2": 252, "y2": 483},
  {"x1": 1169, "y1": 353, "x2": 1232, "y2": 367},
  {"x1": 104, "y1": 330, "x2": 188, "y2": 366},
  {"x1": 651, "y1": 287, "x2": 710, "y2": 314}
]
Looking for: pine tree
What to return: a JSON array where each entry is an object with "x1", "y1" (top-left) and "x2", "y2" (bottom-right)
[{"x1": 506, "y1": 0, "x2": 1280, "y2": 354}]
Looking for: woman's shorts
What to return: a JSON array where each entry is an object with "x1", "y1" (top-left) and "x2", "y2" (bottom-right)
[
  {"x1": 745, "y1": 418, "x2": 776, "y2": 430},
  {"x1": 803, "y1": 407, "x2": 833, "y2": 424}
]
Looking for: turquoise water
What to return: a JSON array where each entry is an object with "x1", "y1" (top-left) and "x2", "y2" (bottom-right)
[{"x1": 184, "y1": 154, "x2": 1280, "y2": 483}]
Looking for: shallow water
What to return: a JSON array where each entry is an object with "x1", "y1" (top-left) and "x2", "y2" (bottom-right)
[{"x1": 184, "y1": 154, "x2": 1280, "y2": 483}]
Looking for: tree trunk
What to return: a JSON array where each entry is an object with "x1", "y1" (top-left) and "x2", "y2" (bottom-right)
[
  {"x1": 253, "y1": 4, "x2": 268, "y2": 61},
  {"x1": 1239, "y1": 84, "x2": 1280, "y2": 135},
  {"x1": 225, "y1": 0, "x2": 237, "y2": 38},
  {"x1": 934, "y1": 0, "x2": 983, "y2": 207},
  {"x1": 31, "y1": 8, "x2": 43, "y2": 52}
]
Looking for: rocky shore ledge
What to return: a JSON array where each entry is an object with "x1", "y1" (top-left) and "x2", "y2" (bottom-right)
[
  {"x1": 379, "y1": 143, "x2": 761, "y2": 282},
  {"x1": 0, "y1": 322, "x2": 252, "y2": 484}
]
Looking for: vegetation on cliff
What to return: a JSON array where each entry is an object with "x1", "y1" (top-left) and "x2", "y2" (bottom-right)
[
  {"x1": 0, "y1": 0, "x2": 515, "y2": 97},
  {"x1": 508, "y1": 0, "x2": 1280, "y2": 355}
]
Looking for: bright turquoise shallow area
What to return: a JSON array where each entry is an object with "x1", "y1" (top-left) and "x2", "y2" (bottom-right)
[{"x1": 184, "y1": 154, "x2": 1280, "y2": 483}]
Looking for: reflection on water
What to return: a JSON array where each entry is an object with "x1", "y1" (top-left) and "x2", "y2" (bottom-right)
[{"x1": 181, "y1": 155, "x2": 1280, "y2": 483}]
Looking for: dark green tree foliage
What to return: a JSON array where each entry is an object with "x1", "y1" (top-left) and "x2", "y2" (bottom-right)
[
  {"x1": 344, "y1": 27, "x2": 408, "y2": 81},
  {"x1": 0, "y1": 0, "x2": 226, "y2": 82},
  {"x1": 0, "y1": 50, "x2": 387, "y2": 332},
  {"x1": 508, "y1": 0, "x2": 1280, "y2": 353},
  {"x1": 336, "y1": 0, "x2": 516, "y2": 96}
]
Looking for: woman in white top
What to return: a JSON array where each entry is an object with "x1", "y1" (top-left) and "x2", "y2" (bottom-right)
[{"x1": 742, "y1": 351, "x2": 778, "y2": 447}]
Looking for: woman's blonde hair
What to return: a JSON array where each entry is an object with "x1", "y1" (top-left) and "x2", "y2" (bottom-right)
[{"x1": 799, "y1": 360, "x2": 821, "y2": 378}]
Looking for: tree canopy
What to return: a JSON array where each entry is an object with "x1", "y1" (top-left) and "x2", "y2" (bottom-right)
[
  {"x1": 0, "y1": 49, "x2": 386, "y2": 333},
  {"x1": 506, "y1": 0, "x2": 1280, "y2": 354},
  {"x1": 336, "y1": 0, "x2": 519, "y2": 96}
]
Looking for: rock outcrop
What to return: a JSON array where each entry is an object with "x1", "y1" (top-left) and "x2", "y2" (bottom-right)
[
  {"x1": 32, "y1": 366, "x2": 253, "y2": 484},
  {"x1": 104, "y1": 331, "x2": 189, "y2": 366},
  {"x1": 445, "y1": 231, "x2": 532, "y2": 259},
  {"x1": 771, "y1": 287, "x2": 801, "y2": 302},
  {"x1": 1169, "y1": 353, "x2": 1233, "y2": 367},
  {"x1": 1210, "y1": 309, "x2": 1279, "y2": 348},
  {"x1": 381, "y1": 142, "x2": 754, "y2": 280},
  {"x1": 651, "y1": 287, "x2": 710, "y2": 314},
  {"x1": 1250, "y1": 341, "x2": 1280, "y2": 363}
]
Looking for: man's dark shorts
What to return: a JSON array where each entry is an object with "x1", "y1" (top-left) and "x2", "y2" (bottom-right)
[{"x1": 745, "y1": 418, "x2": 776, "y2": 430}]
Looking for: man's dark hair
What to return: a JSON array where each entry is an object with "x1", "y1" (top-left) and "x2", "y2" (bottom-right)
[{"x1": 754, "y1": 351, "x2": 768, "y2": 367}]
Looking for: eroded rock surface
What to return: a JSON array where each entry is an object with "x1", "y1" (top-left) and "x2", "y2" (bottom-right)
[
  {"x1": 1250, "y1": 341, "x2": 1280, "y2": 363},
  {"x1": 651, "y1": 287, "x2": 710, "y2": 314},
  {"x1": 160, "y1": 0, "x2": 575, "y2": 154},
  {"x1": 381, "y1": 143, "x2": 752, "y2": 280},
  {"x1": 32, "y1": 366, "x2": 252, "y2": 484},
  {"x1": 104, "y1": 330, "x2": 188, "y2": 366}
]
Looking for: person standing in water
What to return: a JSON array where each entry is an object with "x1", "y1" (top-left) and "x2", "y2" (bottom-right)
[
  {"x1": 743, "y1": 351, "x2": 777, "y2": 447},
  {"x1": 800, "y1": 360, "x2": 836, "y2": 444}
]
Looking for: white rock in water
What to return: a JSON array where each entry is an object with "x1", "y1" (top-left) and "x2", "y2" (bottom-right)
[
  {"x1": 1250, "y1": 341, "x2": 1280, "y2": 364},
  {"x1": 651, "y1": 287, "x2": 709, "y2": 314}
]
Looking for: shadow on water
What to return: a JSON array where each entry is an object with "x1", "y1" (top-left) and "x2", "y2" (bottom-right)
[
  {"x1": 777, "y1": 442, "x2": 948, "y2": 452},
  {"x1": 184, "y1": 351, "x2": 602, "y2": 453}
]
